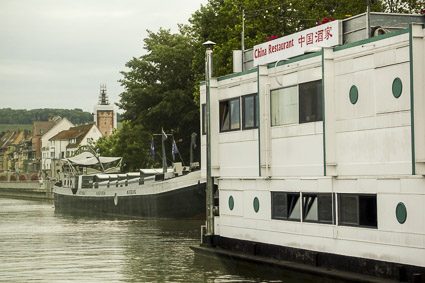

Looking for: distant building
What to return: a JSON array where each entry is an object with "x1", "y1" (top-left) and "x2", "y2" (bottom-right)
[
  {"x1": 0, "y1": 131, "x2": 21, "y2": 173},
  {"x1": 93, "y1": 84, "x2": 117, "y2": 137},
  {"x1": 41, "y1": 118, "x2": 74, "y2": 174},
  {"x1": 48, "y1": 123, "x2": 102, "y2": 179},
  {"x1": 32, "y1": 121, "x2": 56, "y2": 170}
]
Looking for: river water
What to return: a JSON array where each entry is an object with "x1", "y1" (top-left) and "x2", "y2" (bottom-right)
[{"x1": 0, "y1": 197, "x2": 343, "y2": 282}]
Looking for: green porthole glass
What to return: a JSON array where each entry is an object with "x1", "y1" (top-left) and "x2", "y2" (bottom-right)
[
  {"x1": 253, "y1": 197, "x2": 260, "y2": 213},
  {"x1": 229, "y1": 196, "x2": 234, "y2": 211},
  {"x1": 349, "y1": 85, "x2": 358, "y2": 104},
  {"x1": 396, "y1": 202, "x2": 407, "y2": 224},
  {"x1": 392, "y1": 77, "x2": 403, "y2": 98}
]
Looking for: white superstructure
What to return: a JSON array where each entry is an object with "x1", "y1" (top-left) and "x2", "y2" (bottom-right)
[{"x1": 200, "y1": 14, "x2": 425, "y2": 280}]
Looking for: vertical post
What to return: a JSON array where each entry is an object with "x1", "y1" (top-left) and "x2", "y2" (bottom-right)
[
  {"x1": 161, "y1": 129, "x2": 167, "y2": 174},
  {"x1": 366, "y1": 0, "x2": 371, "y2": 39},
  {"x1": 242, "y1": 9, "x2": 245, "y2": 71},
  {"x1": 203, "y1": 40, "x2": 216, "y2": 242},
  {"x1": 190, "y1": 132, "x2": 197, "y2": 167}
]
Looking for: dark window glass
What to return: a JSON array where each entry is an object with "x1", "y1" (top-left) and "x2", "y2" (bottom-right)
[
  {"x1": 359, "y1": 195, "x2": 377, "y2": 227},
  {"x1": 303, "y1": 193, "x2": 334, "y2": 223},
  {"x1": 202, "y1": 104, "x2": 206, "y2": 135},
  {"x1": 303, "y1": 195, "x2": 318, "y2": 221},
  {"x1": 272, "y1": 192, "x2": 287, "y2": 219},
  {"x1": 339, "y1": 195, "x2": 358, "y2": 225},
  {"x1": 339, "y1": 194, "x2": 377, "y2": 228},
  {"x1": 299, "y1": 80, "x2": 322, "y2": 124},
  {"x1": 219, "y1": 101, "x2": 230, "y2": 131},
  {"x1": 219, "y1": 98, "x2": 240, "y2": 132},
  {"x1": 271, "y1": 192, "x2": 300, "y2": 221},
  {"x1": 318, "y1": 194, "x2": 333, "y2": 223},
  {"x1": 242, "y1": 94, "x2": 258, "y2": 129},
  {"x1": 288, "y1": 193, "x2": 301, "y2": 220}
]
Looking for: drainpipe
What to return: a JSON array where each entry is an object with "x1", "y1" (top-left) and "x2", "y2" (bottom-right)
[{"x1": 203, "y1": 40, "x2": 216, "y2": 245}]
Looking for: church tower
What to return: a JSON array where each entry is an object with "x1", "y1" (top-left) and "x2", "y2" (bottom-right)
[{"x1": 93, "y1": 84, "x2": 117, "y2": 137}]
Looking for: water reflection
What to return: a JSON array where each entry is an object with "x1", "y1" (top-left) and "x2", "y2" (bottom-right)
[{"x1": 0, "y1": 198, "x2": 343, "y2": 282}]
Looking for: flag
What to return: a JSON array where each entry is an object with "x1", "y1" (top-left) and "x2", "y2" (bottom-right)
[
  {"x1": 172, "y1": 139, "x2": 179, "y2": 161},
  {"x1": 150, "y1": 138, "x2": 155, "y2": 159}
]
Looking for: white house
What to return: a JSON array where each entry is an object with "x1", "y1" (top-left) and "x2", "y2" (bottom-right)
[
  {"x1": 48, "y1": 123, "x2": 102, "y2": 179},
  {"x1": 49, "y1": 123, "x2": 102, "y2": 159},
  {"x1": 41, "y1": 118, "x2": 73, "y2": 172}
]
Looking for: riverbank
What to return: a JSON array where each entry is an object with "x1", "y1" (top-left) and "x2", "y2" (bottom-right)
[{"x1": 0, "y1": 181, "x2": 53, "y2": 200}]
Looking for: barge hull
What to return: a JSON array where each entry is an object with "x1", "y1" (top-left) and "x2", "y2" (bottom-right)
[{"x1": 54, "y1": 182, "x2": 206, "y2": 219}]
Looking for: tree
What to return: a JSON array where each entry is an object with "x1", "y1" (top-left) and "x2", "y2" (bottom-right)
[
  {"x1": 381, "y1": 0, "x2": 425, "y2": 13},
  {"x1": 117, "y1": 27, "x2": 199, "y2": 168},
  {"x1": 94, "y1": 121, "x2": 154, "y2": 171}
]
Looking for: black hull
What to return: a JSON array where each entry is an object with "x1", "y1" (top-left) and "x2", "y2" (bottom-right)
[
  {"x1": 54, "y1": 182, "x2": 206, "y2": 219},
  {"x1": 196, "y1": 236, "x2": 425, "y2": 283}
]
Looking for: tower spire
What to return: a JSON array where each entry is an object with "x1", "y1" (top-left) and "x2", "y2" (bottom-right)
[{"x1": 98, "y1": 84, "x2": 109, "y2": 105}]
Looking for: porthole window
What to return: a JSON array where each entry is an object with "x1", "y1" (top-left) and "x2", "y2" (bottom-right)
[
  {"x1": 392, "y1": 77, "x2": 403, "y2": 98},
  {"x1": 349, "y1": 85, "x2": 358, "y2": 104},
  {"x1": 228, "y1": 196, "x2": 234, "y2": 211},
  {"x1": 253, "y1": 197, "x2": 260, "y2": 213},
  {"x1": 396, "y1": 202, "x2": 407, "y2": 224}
]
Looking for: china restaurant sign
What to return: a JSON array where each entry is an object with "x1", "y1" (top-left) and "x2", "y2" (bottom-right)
[{"x1": 253, "y1": 20, "x2": 341, "y2": 66}]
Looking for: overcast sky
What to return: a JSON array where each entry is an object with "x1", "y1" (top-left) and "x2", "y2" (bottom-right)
[{"x1": 0, "y1": 0, "x2": 207, "y2": 113}]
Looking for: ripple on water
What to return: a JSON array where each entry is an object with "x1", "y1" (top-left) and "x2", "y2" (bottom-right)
[{"x1": 0, "y1": 198, "x2": 346, "y2": 282}]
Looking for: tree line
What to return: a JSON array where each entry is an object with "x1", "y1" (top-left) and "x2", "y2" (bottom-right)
[
  {"x1": 0, "y1": 108, "x2": 94, "y2": 125},
  {"x1": 95, "y1": 0, "x2": 423, "y2": 171}
]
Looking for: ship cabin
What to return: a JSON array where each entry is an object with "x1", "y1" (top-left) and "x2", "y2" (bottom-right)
[{"x1": 200, "y1": 12, "x2": 425, "y2": 281}]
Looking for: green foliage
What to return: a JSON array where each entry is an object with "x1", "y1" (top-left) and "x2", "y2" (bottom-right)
[
  {"x1": 381, "y1": 0, "x2": 425, "y2": 13},
  {"x1": 118, "y1": 27, "x2": 199, "y2": 169},
  {"x1": 0, "y1": 108, "x2": 93, "y2": 125},
  {"x1": 94, "y1": 121, "x2": 156, "y2": 171}
]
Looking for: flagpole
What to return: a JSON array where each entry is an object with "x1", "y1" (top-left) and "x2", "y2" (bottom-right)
[
  {"x1": 161, "y1": 128, "x2": 167, "y2": 174},
  {"x1": 203, "y1": 40, "x2": 215, "y2": 245}
]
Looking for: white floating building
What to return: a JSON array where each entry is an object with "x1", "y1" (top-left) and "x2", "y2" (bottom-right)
[{"x1": 200, "y1": 12, "x2": 425, "y2": 281}]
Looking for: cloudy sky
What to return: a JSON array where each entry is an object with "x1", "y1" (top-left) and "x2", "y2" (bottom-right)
[{"x1": 0, "y1": 0, "x2": 207, "y2": 113}]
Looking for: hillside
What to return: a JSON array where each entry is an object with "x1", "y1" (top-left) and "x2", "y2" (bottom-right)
[{"x1": 0, "y1": 108, "x2": 94, "y2": 125}]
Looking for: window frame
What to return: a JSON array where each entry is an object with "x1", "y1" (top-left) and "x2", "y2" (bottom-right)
[
  {"x1": 302, "y1": 193, "x2": 335, "y2": 224},
  {"x1": 242, "y1": 93, "x2": 258, "y2": 130},
  {"x1": 219, "y1": 97, "x2": 241, "y2": 132},
  {"x1": 338, "y1": 193, "x2": 378, "y2": 229},
  {"x1": 270, "y1": 85, "x2": 298, "y2": 127},
  {"x1": 270, "y1": 80, "x2": 323, "y2": 127},
  {"x1": 298, "y1": 80, "x2": 323, "y2": 124},
  {"x1": 271, "y1": 191, "x2": 302, "y2": 222}
]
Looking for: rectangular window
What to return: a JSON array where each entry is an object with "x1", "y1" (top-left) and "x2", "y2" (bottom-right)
[
  {"x1": 303, "y1": 193, "x2": 334, "y2": 224},
  {"x1": 271, "y1": 85, "x2": 298, "y2": 126},
  {"x1": 270, "y1": 80, "x2": 323, "y2": 127},
  {"x1": 219, "y1": 98, "x2": 240, "y2": 132},
  {"x1": 271, "y1": 192, "x2": 301, "y2": 221},
  {"x1": 202, "y1": 104, "x2": 206, "y2": 135},
  {"x1": 338, "y1": 194, "x2": 377, "y2": 228},
  {"x1": 299, "y1": 80, "x2": 322, "y2": 123},
  {"x1": 242, "y1": 94, "x2": 258, "y2": 129}
]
